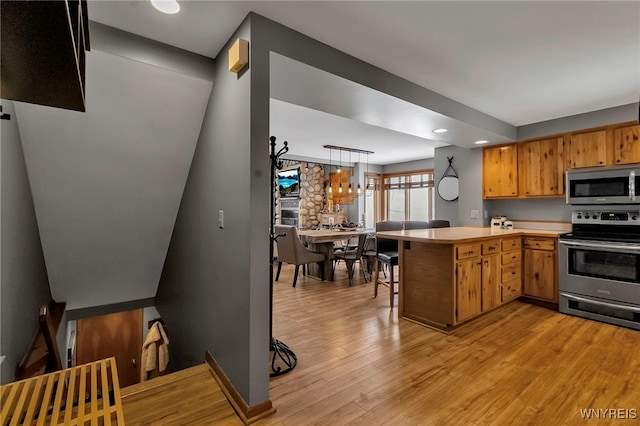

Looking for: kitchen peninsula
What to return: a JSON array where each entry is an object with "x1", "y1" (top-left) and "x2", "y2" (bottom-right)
[{"x1": 377, "y1": 226, "x2": 569, "y2": 332}]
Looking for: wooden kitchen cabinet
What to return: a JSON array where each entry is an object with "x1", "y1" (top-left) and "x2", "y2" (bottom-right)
[
  {"x1": 519, "y1": 137, "x2": 565, "y2": 196},
  {"x1": 456, "y1": 257, "x2": 481, "y2": 323},
  {"x1": 483, "y1": 144, "x2": 518, "y2": 198},
  {"x1": 614, "y1": 124, "x2": 640, "y2": 165},
  {"x1": 481, "y1": 251, "x2": 501, "y2": 311},
  {"x1": 455, "y1": 240, "x2": 500, "y2": 323},
  {"x1": 522, "y1": 237, "x2": 557, "y2": 302},
  {"x1": 501, "y1": 237, "x2": 522, "y2": 303},
  {"x1": 568, "y1": 130, "x2": 608, "y2": 168}
]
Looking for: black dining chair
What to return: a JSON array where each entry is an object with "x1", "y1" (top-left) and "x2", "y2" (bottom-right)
[
  {"x1": 374, "y1": 221, "x2": 403, "y2": 308},
  {"x1": 428, "y1": 219, "x2": 451, "y2": 228},
  {"x1": 333, "y1": 233, "x2": 369, "y2": 286},
  {"x1": 403, "y1": 220, "x2": 430, "y2": 230}
]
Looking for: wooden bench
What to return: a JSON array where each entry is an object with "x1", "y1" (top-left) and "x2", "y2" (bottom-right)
[{"x1": 0, "y1": 357, "x2": 125, "y2": 425}]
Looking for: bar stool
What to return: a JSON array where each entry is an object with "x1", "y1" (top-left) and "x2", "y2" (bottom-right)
[{"x1": 374, "y1": 221, "x2": 403, "y2": 308}]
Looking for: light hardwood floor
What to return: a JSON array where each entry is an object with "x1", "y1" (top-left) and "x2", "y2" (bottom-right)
[
  {"x1": 122, "y1": 262, "x2": 640, "y2": 425},
  {"x1": 259, "y1": 263, "x2": 640, "y2": 425},
  {"x1": 121, "y1": 363, "x2": 242, "y2": 425}
]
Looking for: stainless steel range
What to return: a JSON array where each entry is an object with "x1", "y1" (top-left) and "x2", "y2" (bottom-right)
[{"x1": 559, "y1": 209, "x2": 640, "y2": 330}]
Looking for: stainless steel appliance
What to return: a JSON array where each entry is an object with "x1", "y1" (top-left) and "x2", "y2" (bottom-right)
[
  {"x1": 559, "y1": 209, "x2": 640, "y2": 330},
  {"x1": 566, "y1": 164, "x2": 640, "y2": 205}
]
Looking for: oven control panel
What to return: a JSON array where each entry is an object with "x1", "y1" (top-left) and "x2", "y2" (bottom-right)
[{"x1": 572, "y1": 210, "x2": 640, "y2": 224}]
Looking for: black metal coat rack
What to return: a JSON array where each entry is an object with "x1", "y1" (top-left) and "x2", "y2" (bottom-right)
[{"x1": 269, "y1": 136, "x2": 297, "y2": 376}]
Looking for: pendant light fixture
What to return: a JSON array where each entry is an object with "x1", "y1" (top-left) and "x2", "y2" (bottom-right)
[
  {"x1": 338, "y1": 150, "x2": 342, "y2": 193},
  {"x1": 357, "y1": 152, "x2": 362, "y2": 195},
  {"x1": 365, "y1": 152, "x2": 370, "y2": 190},
  {"x1": 348, "y1": 151, "x2": 353, "y2": 194},
  {"x1": 328, "y1": 148, "x2": 333, "y2": 193},
  {"x1": 323, "y1": 145, "x2": 373, "y2": 195}
]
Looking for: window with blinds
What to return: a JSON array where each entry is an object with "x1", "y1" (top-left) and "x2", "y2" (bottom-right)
[{"x1": 383, "y1": 170, "x2": 434, "y2": 221}]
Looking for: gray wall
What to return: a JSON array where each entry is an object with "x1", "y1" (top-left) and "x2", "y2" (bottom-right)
[
  {"x1": 1, "y1": 101, "x2": 52, "y2": 384},
  {"x1": 156, "y1": 15, "x2": 270, "y2": 406},
  {"x1": 434, "y1": 146, "x2": 484, "y2": 227},
  {"x1": 382, "y1": 158, "x2": 434, "y2": 174},
  {"x1": 517, "y1": 102, "x2": 639, "y2": 140}
]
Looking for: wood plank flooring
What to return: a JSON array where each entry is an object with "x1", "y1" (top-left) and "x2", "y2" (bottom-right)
[
  {"x1": 259, "y1": 263, "x2": 640, "y2": 425},
  {"x1": 121, "y1": 262, "x2": 640, "y2": 425},
  {"x1": 121, "y1": 363, "x2": 241, "y2": 425}
]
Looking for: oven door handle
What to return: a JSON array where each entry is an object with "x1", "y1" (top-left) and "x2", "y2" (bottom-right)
[
  {"x1": 631, "y1": 170, "x2": 636, "y2": 202},
  {"x1": 561, "y1": 292, "x2": 640, "y2": 313},
  {"x1": 559, "y1": 239, "x2": 640, "y2": 253}
]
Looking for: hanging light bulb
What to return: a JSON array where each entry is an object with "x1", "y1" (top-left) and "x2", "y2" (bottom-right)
[
  {"x1": 348, "y1": 150, "x2": 353, "y2": 194},
  {"x1": 357, "y1": 152, "x2": 362, "y2": 195},
  {"x1": 365, "y1": 152, "x2": 370, "y2": 190}
]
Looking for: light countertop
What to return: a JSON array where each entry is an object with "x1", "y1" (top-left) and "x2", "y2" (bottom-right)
[{"x1": 377, "y1": 226, "x2": 570, "y2": 244}]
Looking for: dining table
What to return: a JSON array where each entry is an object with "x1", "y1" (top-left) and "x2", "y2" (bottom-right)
[{"x1": 297, "y1": 227, "x2": 375, "y2": 281}]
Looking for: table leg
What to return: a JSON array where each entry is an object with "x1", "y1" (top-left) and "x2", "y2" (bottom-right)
[{"x1": 305, "y1": 241, "x2": 335, "y2": 281}]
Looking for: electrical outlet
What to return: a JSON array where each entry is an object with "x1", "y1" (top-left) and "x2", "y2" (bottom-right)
[
  {"x1": 218, "y1": 210, "x2": 224, "y2": 228},
  {"x1": 470, "y1": 209, "x2": 480, "y2": 219}
]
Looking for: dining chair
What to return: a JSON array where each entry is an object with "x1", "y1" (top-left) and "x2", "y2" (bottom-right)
[
  {"x1": 403, "y1": 220, "x2": 430, "y2": 230},
  {"x1": 274, "y1": 225, "x2": 325, "y2": 287},
  {"x1": 428, "y1": 219, "x2": 451, "y2": 228},
  {"x1": 333, "y1": 233, "x2": 369, "y2": 286},
  {"x1": 374, "y1": 221, "x2": 403, "y2": 308},
  {"x1": 361, "y1": 235, "x2": 377, "y2": 281}
]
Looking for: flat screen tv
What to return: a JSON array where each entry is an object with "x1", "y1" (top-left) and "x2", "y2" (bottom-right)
[{"x1": 277, "y1": 168, "x2": 300, "y2": 198}]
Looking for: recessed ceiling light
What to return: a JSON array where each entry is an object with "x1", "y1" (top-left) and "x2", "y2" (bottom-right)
[
  {"x1": 474, "y1": 140, "x2": 489, "y2": 145},
  {"x1": 150, "y1": 0, "x2": 180, "y2": 14},
  {"x1": 433, "y1": 128, "x2": 448, "y2": 134}
]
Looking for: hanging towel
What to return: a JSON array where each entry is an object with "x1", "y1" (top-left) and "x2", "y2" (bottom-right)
[{"x1": 140, "y1": 321, "x2": 169, "y2": 381}]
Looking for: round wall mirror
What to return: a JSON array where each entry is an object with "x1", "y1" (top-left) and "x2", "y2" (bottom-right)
[{"x1": 438, "y1": 176, "x2": 459, "y2": 201}]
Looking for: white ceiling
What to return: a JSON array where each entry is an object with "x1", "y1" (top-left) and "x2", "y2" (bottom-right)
[{"x1": 89, "y1": 0, "x2": 640, "y2": 163}]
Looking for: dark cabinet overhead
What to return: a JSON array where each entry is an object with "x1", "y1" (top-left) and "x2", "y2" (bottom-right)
[{"x1": 1, "y1": 0, "x2": 90, "y2": 112}]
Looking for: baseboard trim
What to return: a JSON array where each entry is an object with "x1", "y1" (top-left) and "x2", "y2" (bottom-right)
[{"x1": 204, "y1": 351, "x2": 276, "y2": 425}]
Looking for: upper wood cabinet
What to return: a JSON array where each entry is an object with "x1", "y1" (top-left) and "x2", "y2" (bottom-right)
[
  {"x1": 614, "y1": 124, "x2": 640, "y2": 165},
  {"x1": 483, "y1": 122, "x2": 638, "y2": 198},
  {"x1": 568, "y1": 130, "x2": 608, "y2": 168},
  {"x1": 482, "y1": 144, "x2": 518, "y2": 198},
  {"x1": 519, "y1": 137, "x2": 564, "y2": 196}
]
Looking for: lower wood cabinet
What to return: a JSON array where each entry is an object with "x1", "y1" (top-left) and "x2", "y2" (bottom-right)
[
  {"x1": 523, "y1": 237, "x2": 558, "y2": 302},
  {"x1": 399, "y1": 234, "x2": 556, "y2": 332},
  {"x1": 481, "y1": 244, "x2": 501, "y2": 311},
  {"x1": 501, "y1": 237, "x2": 522, "y2": 302},
  {"x1": 456, "y1": 257, "x2": 481, "y2": 323},
  {"x1": 455, "y1": 240, "x2": 502, "y2": 324}
]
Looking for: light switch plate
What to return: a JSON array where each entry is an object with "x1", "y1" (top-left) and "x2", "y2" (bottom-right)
[
  {"x1": 218, "y1": 210, "x2": 224, "y2": 228},
  {"x1": 470, "y1": 209, "x2": 480, "y2": 219}
]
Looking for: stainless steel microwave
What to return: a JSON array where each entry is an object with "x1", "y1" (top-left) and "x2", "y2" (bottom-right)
[{"x1": 566, "y1": 165, "x2": 640, "y2": 205}]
